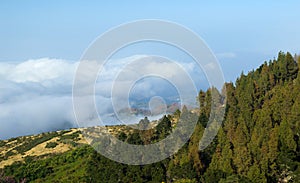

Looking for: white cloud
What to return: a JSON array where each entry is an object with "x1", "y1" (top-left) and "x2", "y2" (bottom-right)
[
  {"x1": 0, "y1": 58, "x2": 78, "y2": 83},
  {"x1": 0, "y1": 56, "x2": 206, "y2": 139}
]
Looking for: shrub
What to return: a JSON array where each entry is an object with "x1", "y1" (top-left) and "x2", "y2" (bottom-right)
[
  {"x1": 45, "y1": 142, "x2": 58, "y2": 148},
  {"x1": 0, "y1": 140, "x2": 5, "y2": 147},
  {"x1": 13, "y1": 132, "x2": 60, "y2": 153},
  {"x1": 59, "y1": 131, "x2": 80, "y2": 141}
]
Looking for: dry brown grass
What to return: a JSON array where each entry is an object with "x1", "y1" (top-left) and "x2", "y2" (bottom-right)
[
  {"x1": 0, "y1": 128, "x2": 89, "y2": 168},
  {"x1": 0, "y1": 124, "x2": 158, "y2": 168}
]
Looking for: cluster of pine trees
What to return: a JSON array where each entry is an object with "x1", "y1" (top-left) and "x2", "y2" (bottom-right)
[{"x1": 202, "y1": 52, "x2": 300, "y2": 182}]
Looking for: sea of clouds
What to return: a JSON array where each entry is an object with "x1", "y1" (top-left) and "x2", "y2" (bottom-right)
[{"x1": 0, "y1": 55, "x2": 207, "y2": 139}]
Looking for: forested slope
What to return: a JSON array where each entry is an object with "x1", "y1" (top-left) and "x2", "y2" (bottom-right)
[{"x1": 203, "y1": 52, "x2": 300, "y2": 182}]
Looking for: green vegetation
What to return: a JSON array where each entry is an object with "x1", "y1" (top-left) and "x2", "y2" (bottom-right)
[
  {"x1": 12, "y1": 132, "x2": 60, "y2": 154},
  {"x1": 45, "y1": 142, "x2": 58, "y2": 149},
  {"x1": 58, "y1": 131, "x2": 80, "y2": 141},
  {"x1": 0, "y1": 141, "x2": 5, "y2": 147},
  {"x1": 3, "y1": 146, "x2": 91, "y2": 182},
  {"x1": 57, "y1": 131, "x2": 81, "y2": 147},
  {"x1": 3, "y1": 151, "x2": 17, "y2": 160},
  {"x1": 202, "y1": 52, "x2": 300, "y2": 182},
  {"x1": 1, "y1": 52, "x2": 300, "y2": 182}
]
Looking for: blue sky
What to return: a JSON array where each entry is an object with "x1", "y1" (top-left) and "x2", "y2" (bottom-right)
[
  {"x1": 1, "y1": 1, "x2": 300, "y2": 81},
  {"x1": 0, "y1": 1, "x2": 300, "y2": 139}
]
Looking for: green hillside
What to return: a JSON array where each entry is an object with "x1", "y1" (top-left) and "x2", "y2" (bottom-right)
[{"x1": 0, "y1": 52, "x2": 300, "y2": 183}]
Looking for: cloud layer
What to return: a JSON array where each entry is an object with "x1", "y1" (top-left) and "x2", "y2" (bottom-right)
[{"x1": 0, "y1": 56, "x2": 206, "y2": 139}]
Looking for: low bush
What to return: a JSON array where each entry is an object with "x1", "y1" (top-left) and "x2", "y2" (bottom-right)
[{"x1": 45, "y1": 142, "x2": 58, "y2": 148}]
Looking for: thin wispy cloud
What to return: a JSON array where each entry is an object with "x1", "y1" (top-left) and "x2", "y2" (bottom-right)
[{"x1": 216, "y1": 52, "x2": 237, "y2": 59}]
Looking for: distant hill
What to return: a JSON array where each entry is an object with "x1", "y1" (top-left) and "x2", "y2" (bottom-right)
[{"x1": 0, "y1": 52, "x2": 300, "y2": 183}]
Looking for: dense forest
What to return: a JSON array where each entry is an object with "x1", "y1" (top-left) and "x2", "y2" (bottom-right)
[{"x1": 0, "y1": 52, "x2": 300, "y2": 182}]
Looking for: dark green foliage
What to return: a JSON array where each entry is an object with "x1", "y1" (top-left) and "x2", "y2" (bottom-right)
[
  {"x1": 169, "y1": 161, "x2": 198, "y2": 180},
  {"x1": 156, "y1": 115, "x2": 172, "y2": 139},
  {"x1": 174, "y1": 109, "x2": 181, "y2": 118},
  {"x1": 57, "y1": 131, "x2": 81, "y2": 147},
  {"x1": 4, "y1": 160, "x2": 53, "y2": 181},
  {"x1": 58, "y1": 129, "x2": 72, "y2": 135},
  {"x1": 4, "y1": 151, "x2": 16, "y2": 158},
  {"x1": 3, "y1": 145, "x2": 92, "y2": 182},
  {"x1": 218, "y1": 174, "x2": 251, "y2": 183},
  {"x1": 0, "y1": 170, "x2": 22, "y2": 183},
  {"x1": 118, "y1": 131, "x2": 127, "y2": 141},
  {"x1": 204, "y1": 169, "x2": 227, "y2": 183},
  {"x1": 7, "y1": 137, "x2": 18, "y2": 143},
  {"x1": 58, "y1": 131, "x2": 80, "y2": 141},
  {"x1": 45, "y1": 142, "x2": 58, "y2": 148},
  {"x1": 86, "y1": 150, "x2": 167, "y2": 183},
  {"x1": 127, "y1": 131, "x2": 143, "y2": 145},
  {"x1": 198, "y1": 112, "x2": 208, "y2": 127},
  {"x1": 0, "y1": 141, "x2": 5, "y2": 147},
  {"x1": 12, "y1": 132, "x2": 60, "y2": 154},
  {"x1": 204, "y1": 51, "x2": 300, "y2": 182},
  {"x1": 174, "y1": 179, "x2": 197, "y2": 183}
]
